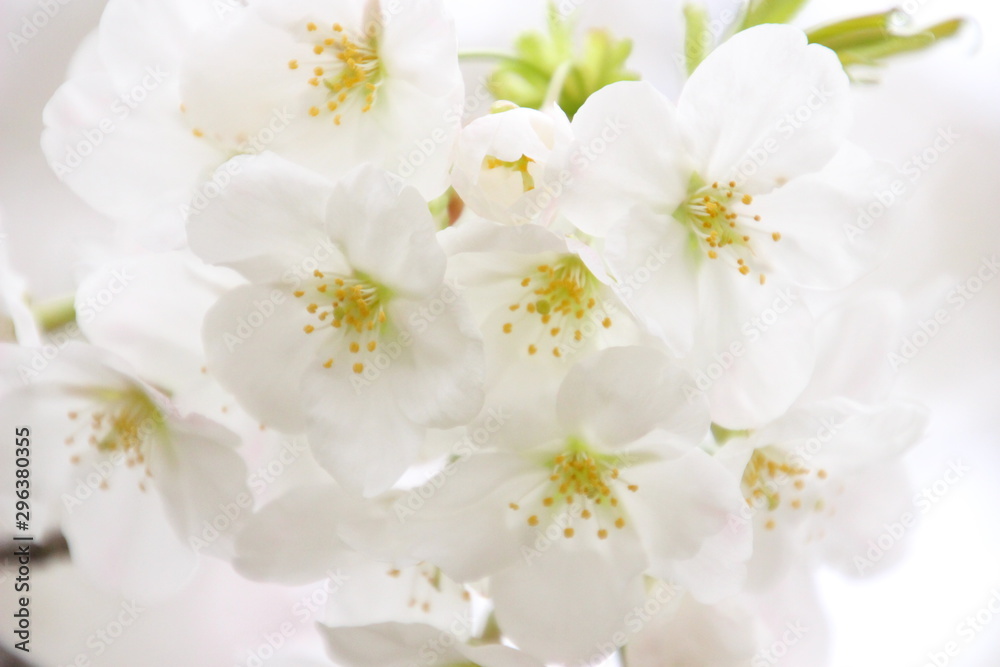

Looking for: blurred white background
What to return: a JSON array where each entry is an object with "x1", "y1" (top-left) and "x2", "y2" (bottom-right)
[{"x1": 1, "y1": 0, "x2": 998, "y2": 665}]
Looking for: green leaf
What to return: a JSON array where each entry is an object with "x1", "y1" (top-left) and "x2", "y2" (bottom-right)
[
  {"x1": 739, "y1": 0, "x2": 811, "y2": 30},
  {"x1": 807, "y1": 11, "x2": 965, "y2": 73},
  {"x1": 683, "y1": 3, "x2": 713, "y2": 75},
  {"x1": 484, "y1": 5, "x2": 639, "y2": 118}
]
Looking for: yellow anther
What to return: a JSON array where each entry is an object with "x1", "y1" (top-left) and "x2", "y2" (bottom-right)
[{"x1": 352, "y1": 362, "x2": 364, "y2": 374}]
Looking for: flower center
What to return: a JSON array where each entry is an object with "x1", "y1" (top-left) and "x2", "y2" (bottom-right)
[
  {"x1": 293, "y1": 269, "x2": 392, "y2": 374},
  {"x1": 741, "y1": 447, "x2": 828, "y2": 530},
  {"x1": 483, "y1": 154, "x2": 536, "y2": 192},
  {"x1": 501, "y1": 255, "x2": 611, "y2": 358},
  {"x1": 289, "y1": 21, "x2": 383, "y2": 126},
  {"x1": 675, "y1": 177, "x2": 781, "y2": 285},
  {"x1": 64, "y1": 387, "x2": 165, "y2": 489},
  {"x1": 508, "y1": 438, "x2": 637, "y2": 540}
]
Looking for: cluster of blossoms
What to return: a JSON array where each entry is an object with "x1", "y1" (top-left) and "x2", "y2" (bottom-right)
[{"x1": 1, "y1": 0, "x2": 960, "y2": 664}]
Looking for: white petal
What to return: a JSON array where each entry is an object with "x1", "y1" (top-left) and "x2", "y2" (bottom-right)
[
  {"x1": 556, "y1": 346, "x2": 708, "y2": 448},
  {"x1": 562, "y1": 81, "x2": 689, "y2": 237},
  {"x1": 753, "y1": 146, "x2": 895, "y2": 290},
  {"x1": 324, "y1": 166, "x2": 446, "y2": 299},
  {"x1": 97, "y1": 0, "x2": 214, "y2": 87},
  {"x1": 491, "y1": 546, "x2": 646, "y2": 664},
  {"x1": 303, "y1": 370, "x2": 424, "y2": 497},
  {"x1": 677, "y1": 25, "x2": 851, "y2": 189},
  {"x1": 61, "y1": 471, "x2": 199, "y2": 601},
  {"x1": 234, "y1": 484, "x2": 357, "y2": 584},
  {"x1": 629, "y1": 449, "x2": 749, "y2": 571},
  {"x1": 691, "y1": 272, "x2": 816, "y2": 429},
  {"x1": 628, "y1": 594, "x2": 761, "y2": 667},
  {"x1": 605, "y1": 208, "x2": 701, "y2": 356},
  {"x1": 406, "y1": 452, "x2": 540, "y2": 581},
  {"x1": 202, "y1": 283, "x2": 319, "y2": 432},
  {"x1": 388, "y1": 296, "x2": 485, "y2": 429},
  {"x1": 319, "y1": 622, "x2": 466, "y2": 667},
  {"x1": 800, "y1": 291, "x2": 902, "y2": 404},
  {"x1": 149, "y1": 413, "x2": 249, "y2": 559},
  {"x1": 41, "y1": 73, "x2": 216, "y2": 240},
  {"x1": 459, "y1": 643, "x2": 546, "y2": 667},
  {"x1": 75, "y1": 250, "x2": 242, "y2": 393},
  {"x1": 187, "y1": 152, "x2": 335, "y2": 283}
]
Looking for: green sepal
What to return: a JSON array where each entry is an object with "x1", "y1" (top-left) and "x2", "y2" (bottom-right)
[{"x1": 486, "y1": 6, "x2": 639, "y2": 119}]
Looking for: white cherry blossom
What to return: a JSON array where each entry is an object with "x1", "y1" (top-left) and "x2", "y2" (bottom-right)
[{"x1": 190, "y1": 153, "x2": 484, "y2": 496}]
